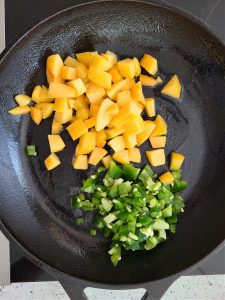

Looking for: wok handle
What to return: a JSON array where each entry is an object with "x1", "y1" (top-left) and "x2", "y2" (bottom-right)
[
  {"x1": 141, "y1": 274, "x2": 178, "y2": 299},
  {"x1": 55, "y1": 272, "x2": 178, "y2": 300},
  {"x1": 55, "y1": 274, "x2": 88, "y2": 300}
]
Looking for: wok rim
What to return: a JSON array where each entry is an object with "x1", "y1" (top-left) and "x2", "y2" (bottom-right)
[{"x1": 0, "y1": 0, "x2": 225, "y2": 285}]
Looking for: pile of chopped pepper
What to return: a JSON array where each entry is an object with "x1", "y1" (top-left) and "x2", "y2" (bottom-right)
[{"x1": 71, "y1": 162, "x2": 187, "y2": 266}]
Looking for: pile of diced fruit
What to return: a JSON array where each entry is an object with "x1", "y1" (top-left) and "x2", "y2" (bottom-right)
[{"x1": 9, "y1": 50, "x2": 184, "y2": 185}]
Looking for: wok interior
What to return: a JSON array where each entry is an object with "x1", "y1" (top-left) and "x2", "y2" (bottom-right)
[{"x1": 0, "y1": 1, "x2": 225, "y2": 284}]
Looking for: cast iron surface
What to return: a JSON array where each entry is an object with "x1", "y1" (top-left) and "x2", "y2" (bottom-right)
[{"x1": 0, "y1": 0, "x2": 225, "y2": 296}]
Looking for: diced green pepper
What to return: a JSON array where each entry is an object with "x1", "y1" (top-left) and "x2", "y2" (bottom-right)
[
  {"x1": 75, "y1": 217, "x2": 83, "y2": 225},
  {"x1": 101, "y1": 198, "x2": 113, "y2": 212},
  {"x1": 82, "y1": 174, "x2": 99, "y2": 193},
  {"x1": 171, "y1": 170, "x2": 181, "y2": 180},
  {"x1": 109, "y1": 244, "x2": 121, "y2": 266},
  {"x1": 145, "y1": 236, "x2": 159, "y2": 250},
  {"x1": 158, "y1": 229, "x2": 167, "y2": 239},
  {"x1": 93, "y1": 215, "x2": 104, "y2": 228},
  {"x1": 166, "y1": 215, "x2": 178, "y2": 224},
  {"x1": 138, "y1": 165, "x2": 153, "y2": 185},
  {"x1": 109, "y1": 185, "x2": 118, "y2": 198},
  {"x1": 162, "y1": 204, "x2": 172, "y2": 218},
  {"x1": 151, "y1": 219, "x2": 169, "y2": 230},
  {"x1": 123, "y1": 164, "x2": 140, "y2": 181},
  {"x1": 172, "y1": 180, "x2": 187, "y2": 192},
  {"x1": 97, "y1": 166, "x2": 106, "y2": 173},
  {"x1": 104, "y1": 213, "x2": 117, "y2": 224},
  {"x1": 118, "y1": 182, "x2": 132, "y2": 196},
  {"x1": 109, "y1": 161, "x2": 123, "y2": 179},
  {"x1": 71, "y1": 195, "x2": 83, "y2": 209},
  {"x1": 169, "y1": 224, "x2": 176, "y2": 233},
  {"x1": 90, "y1": 229, "x2": 97, "y2": 236},
  {"x1": 25, "y1": 145, "x2": 37, "y2": 156},
  {"x1": 81, "y1": 200, "x2": 94, "y2": 211}
]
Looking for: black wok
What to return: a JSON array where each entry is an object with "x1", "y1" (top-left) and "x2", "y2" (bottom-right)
[{"x1": 0, "y1": 1, "x2": 225, "y2": 299}]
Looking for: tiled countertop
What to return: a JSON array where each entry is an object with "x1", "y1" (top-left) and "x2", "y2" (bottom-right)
[
  {"x1": 0, "y1": 0, "x2": 225, "y2": 299},
  {"x1": 0, "y1": 275, "x2": 225, "y2": 300}
]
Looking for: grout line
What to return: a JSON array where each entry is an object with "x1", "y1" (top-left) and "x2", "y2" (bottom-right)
[
  {"x1": 0, "y1": 0, "x2": 9, "y2": 286},
  {"x1": 0, "y1": 0, "x2": 5, "y2": 52}
]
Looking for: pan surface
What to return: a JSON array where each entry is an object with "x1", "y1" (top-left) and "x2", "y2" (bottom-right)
[{"x1": 0, "y1": 0, "x2": 225, "y2": 285}]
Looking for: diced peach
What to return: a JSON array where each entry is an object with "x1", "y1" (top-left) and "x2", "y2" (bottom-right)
[
  {"x1": 116, "y1": 90, "x2": 133, "y2": 107},
  {"x1": 32, "y1": 85, "x2": 42, "y2": 102},
  {"x1": 44, "y1": 153, "x2": 61, "y2": 170},
  {"x1": 89, "y1": 103, "x2": 100, "y2": 117},
  {"x1": 108, "y1": 67, "x2": 123, "y2": 83},
  {"x1": 48, "y1": 135, "x2": 65, "y2": 153},
  {"x1": 91, "y1": 54, "x2": 112, "y2": 71},
  {"x1": 113, "y1": 150, "x2": 130, "y2": 164},
  {"x1": 51, "y1": 119, "x2": 63, "y2": 134},
  {"x1": 145, "y1": 98, "x2": 156, "y2": 117},
  {"x1": 136, "y1": 120, "x2": 156, "y2": 146},
  {"x1": 140, "y1": 74, "x2": 158, "y2": 87},
  {"x1": 39, "y1": 85, "x2": 53, "y2": 103},
  {"x1": 66, "y1": 119, "x2": 88, "y2": 140},
  {"x1": 146, "y1": 149, "x2": 165, "y2": 166},
  {"x1": 73, "y1": 155, "x2": 88, "y2": 170},
  {"x1": 159, "y1": 171, "x2": 174, "y2": 185},
  {"x1": 140, "y1": 54, "x2": 158, "y2": 75},
  {"x1": 48, "y1": 82, "x2": 76, "y2": 98},
  {"x1": 84, "y1": 117, "x2": 96, "y2": 129},
  {"x1": 102, "y1": 51, "x2": 118, "y2": 66},
  {"x1": 102, "y1": 155, "x2": 112, "y2": 168},
  {"x1": 108, "y1": 135, "x2": 125, "y2": 152},
  {"x1": 124, "y1": 115, "x2": 145, "y2": 136},
  {"x1": 121, "y1": 78, "x2": 135, "y2": 90},
  {"x1": 170, "y1": 152, "x2": 185, "y2": 170},
  {"x1": 86, "y1": 82, "x2": 106, "y2": 104},
  {"x1": 149, "y1": 136, "x2": 166, "y2": 148},
  {"x1": 54, "y1": 98, "x2": 69, "y2": 112},
  {"x1": 61, "y1": 66, "x2": 76, "y2": 81},
  {"x1": 123, "y1": 133, "x2": 137, "y2": 148},
  {"x1": 95, "y1": 98, "x2": 116, "y2": 131},
  {"x1": 30, "y1": 107, "x2": 42, "y2": 125},
  {"x1": 68, "y1": 98, "x2": 76, "y2": 109},
  {"x1": 128, "y1": 148, "x2": 141, "y2": 163},
  {"x1": 64, "y1": 56, "x2": 77, "y2": 68},
  {"x1": 67, "y1": 78, "x2": 86, "y2": 97},
  {"x1": 41, "y1": 103, "x2": 54, "y2": 119},
  {"x1": 15, "y1": 94, "x2": 31, "y2": 106},
  {"x1": 110, "y1": 100, "x2": 142, "y2": 128},
  {"x1": 76, "y1": 62, "x2": 88, "y2": 79},
  {"x1": 76, "y1": 132, "x2": 96, "y2": 155},
  {"x1": 107, "y1": 79, "x2": 129, "y2": 100},
  {"x1": 46, "y1": 54, "x2": 63, "y2": 83},
  {"x1": 161, "y1": 74, "x2": 181, "y2": 100},
  {"x1": 88, "y1": 66, "x2": 112, "y2": 89},
  {"x1": 150, "y1": 115, "x2": 167, "y2": 137},
  {"x1": 76, "y1": 51, "x2": 98, "y2": 66},
  {"x1": 96, "y1": 129, "x2": 107, "y2": 148},
  {"x1": 117, "y1": 58, "x2": 136, "y2": 78},
  {"x1": 74, "y1": 95, "x2": 88, "y2": 110},
  {"x1": 88, "y1": 147, "x2": 108, "y2": 165},
  {"x1": 156, "y1": 76, "x2": 163, "y2": 84},
  {"x1": 106, "y1": 127, "x2": 125, "y2": 139},
  {"x1": 76, "y1": 107, "x2": 89, "y2": 120},
  {"x1": 133, "y1": 57, "x2": 141, "y2": 77},
  {"x1": 54, "y1": 109, "x2": 73, "y2": 124},
  {"x1": 8, "y1": 105, "x2": 30, "y2": 115},
  {"x1": 131, "y1": 81, "x2": 145, "y2": 106}
]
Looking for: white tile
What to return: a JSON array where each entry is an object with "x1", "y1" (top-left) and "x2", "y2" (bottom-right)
[
  {"x1": 0, "y1": 232, "x2": 10, "y2": 285},
  {"x1": 0, "y1": 0, "x2": 5, "y2": 52},
  {"x1": 0, "y1": 276, "x2": 225, "y2": 300}
]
